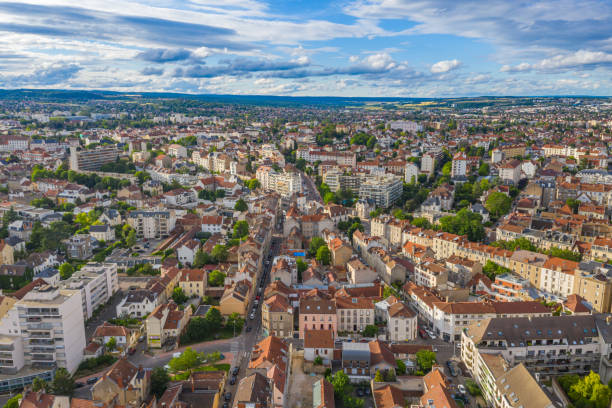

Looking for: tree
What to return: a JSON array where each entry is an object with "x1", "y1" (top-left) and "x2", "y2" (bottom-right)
[
  {"x1": 374, "y1": 370, "x2": 384, "y2": 382},
  {"x1": 314, "y1": 355, "x2": 323, "y2": 365},
  {"x1": 246, "y1": 179, "x2": 260, "y2": 190},
  {"x1": 208, "y1": 270, "x2": 226, "y2": 287},
  {"x1": 32, "y1": 377, "x2": 49, "y2": 392},
  {"x1": 58, "y1": 263, "x2": 74, "y2": 280},
  {"x1": 478, "y1": 162, "x2": 490, "y2": 176},
  {"x1": 396, "y1": 359, "x2": 407, "y2": 375},
  {"x1": 439, "y1": 209, "x2": 485, "y2": 242},
  {"x1": 52, "y1": 368, "x2": 75, "y2": 396},
  {"x1": 226, "y1": 312, "x2": 244, "y2": 333},
  {"x1": 105, "y1": 336, "x2": 117, "y2": 352},
  {"x1": 316, "y1": 245, "x2": 331, "y2": 265},
  {"x1": 485, "y1": 192, "x2": 512, "y2": 218},
  {"x1": 362, "y1": 325, "x2": 378, "y2": 338},
  {"x1": 384, "y1": 368, "x2": 396, "y2": 382},
  {"x1": 125, "y1": 229, "x2": 136, "y2": 247},
  {"x1": 296, "y1": 258, "x2": 308, "y2": 281},
  {"x1": 309, "y1": 237, "x2": 326, "y2": 256},
  {"x1": 233, "y1": 220, "x2": 249, "y2": 239},
  {"x1": 168, "y1": 347, "x2": 202, "y2": 373},
  {"x1": 211, "y1": 244, "x2": 228, "y2": 263},
  {"x1": 415, "y1": 350, "x2": 437, "y2": 373},
  {"x1": 150, "y1": 367, "x2": 170, "y2": 397},
  {"x1": 441, "y1": 161, "x2": 452, "y2": 176},
  {"x1": 172, "y1": 287, "x2": 188, "y2": 304},
  {"x1": 204, "y1": 307, "x2": 223, "y2": 331},
  {"x1": 193, "y1": 250, "x2": 211, "y2": 267},
  {"x1": 482, "y1": 260, "x2": 511, "y2": 280},
  {"x1": 234, "y1": 199, "x2": 248, "y2": 212},
  {"x1": 3, "y1": 394, "x2": 21, "y2": 408},
  {"x1": 330, "y1": 370, "x2": 350, "y2": 396}
]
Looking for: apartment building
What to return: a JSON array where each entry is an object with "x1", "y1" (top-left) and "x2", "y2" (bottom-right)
[
  {"x1": 127, "y1": 210, "x2": 176, "y2": 239},
  {"x1": 420, "y1": 152, "x2": 436, "y2": 174},
  {"x1": 256, "y1": 166, "x2": 302, "y2": 197},
  {"x1": 299, "y1": 299, "x2": 337, "y2": 339},
  {"x1": 262, "y1": 294, "x2": 293, "y2": 338},
  {"x1": 451, "y1": 151, "x2": 467, "y2": 178},
  {"x1": 13, "y1": 285, "x2": 86, "y2": 374},
  {"x1": 178, "y1": 269, "x2": 207, "y2": 298},
  {"x1": 297, "y1": 148, "x2": 356, "y2": 166},
  {"x1": 498, "y1": 159, "x2": 522, "y2": 185},
  {"x1": 462, "y1": 315, "x2": 603, "y2": 381},
  {"x1": 539, "y1": 257, "x2": 579, "y2": 298},
  {"x1": 386, "y1": 302, "x2": 417, "y2": 342},
  {"x1": 405, "y1": 162, "x2": 419, "y2": 183},
  {"x1": 414, "y1": 260, "x2": 449, "y2": 289},
  {"x1": 69, "y1": 145, "x2": 120, "y2": 171},
  {"x1": 59, "y1": 263, "x2": 119, "y2": 319},
  {"x1": 358, "y1": 174, "x2": 403, "y2": 208},
  {"x1": 573, "y1": 261, "x2": 612, "y2": 313},
  {"x1": 336, "y1": 297, "x2": 375, "y2": 334}
]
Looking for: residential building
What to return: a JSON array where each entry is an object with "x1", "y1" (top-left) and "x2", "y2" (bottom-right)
[
  {"x1": 358, "y1": 174, "x2": 403, "y2": 208},
  {"x1": 386, "y1": 301, "x2": 417, "y2": 342},
  {"x1": 462, "y1": 315, "x2": 603, "y2": 381},
  {"x1": 69, "y1": 145, "x2": 120, "y2": 171},
  {"x1": 451, "y1": 151, "x2": 467, "y2": 178},
  {"x1": 59, "y1": 263, "x2": 119, "y2": 319},
  {"x1": 127, "y1": 210, "x2": 176, "y2": 239},
  {"x1": 299, "y1": 299, "x2": 337, "y2": 339},
  {"x1": 145, "y1": 301, "x2": 190, "y2": 348},
  {"x1": 116, "y1": 289, "x2": 158, "y2": 318},
  {"x1": 262, "y1": 294, "x2": 293, "y2": 337},
  {"x1": 178, "y1": 269, "x2": 207, "y2": 298},
  {"x1": 336, "y1": 297, "x2": 375, "y2": 334},
  {"x1": 304, "y1": 329, "x2": 334, "y2": 365},
  {"x1": 91, "y1": 358, "x2": 150, "y2": 408},
  {"x1": 63, "y1": 234, "x2": 92, "y2": 259}
]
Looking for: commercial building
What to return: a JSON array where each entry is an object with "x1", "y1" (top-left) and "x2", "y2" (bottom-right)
[{"x1": 69, "y1": 145, "x2": 120, "y2": 171}]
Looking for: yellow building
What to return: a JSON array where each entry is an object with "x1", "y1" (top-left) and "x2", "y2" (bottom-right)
[{"x1": 219, "y1": 282, "x2": 250, "y2": 316}]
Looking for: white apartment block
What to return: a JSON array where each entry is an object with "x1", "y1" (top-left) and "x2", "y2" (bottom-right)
[
  {"x1": 59, "y1": 263, "x2": 119, "y2": 319},
  {"x1": 388, "y1": 120, "x2": 423, "y2": 133},
  {"x1": 404, "y1": 162, "x2": 419, "y2": 183},
  {"x1": 358, "y1": 174, "x2": 403, "y2": 208},
  {"x1": 256, "y1": 166, "x2": 302, "y2": 197},
  {"x1": 420, "y1": 153, "x2": 436, "y2": 174},
  {"x1": 0, "y1": 285, "x2": 86, "y2": 375},
  {"x1": 296, "y1": 148, "x2": 356, "y2": 166},
  {"x1": 451, "y1": 152, "x2": 467, "y2": 178},
  {"x1": 127, "y1": 210, "x2": 176, "y2": 239},
  {"x1": 116, "y1": 290, "x2": 158, "y2": 318}
]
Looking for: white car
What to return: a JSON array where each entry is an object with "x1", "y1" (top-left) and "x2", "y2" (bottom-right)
[
  {"x1": 249, "y1": 313, "x2": 255, "y2": 320},
  {"x1": 458, "y1": 384, "x2": 466, "y2": 394},
  {"x1": 173, "y1": 352, "x2": 182, "y2": 358}
]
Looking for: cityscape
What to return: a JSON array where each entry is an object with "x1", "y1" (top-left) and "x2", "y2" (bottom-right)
[{"x1": 0, "y1": 2, "x2": 612, "y2": 408}]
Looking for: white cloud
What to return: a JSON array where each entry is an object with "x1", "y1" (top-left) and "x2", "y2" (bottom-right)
[
  {"x1": 430, "y1": 59, "x2": 461, "y2": 73},
  {"x1": 501, "y1": 50, "x2": 612, "y2": 72}
]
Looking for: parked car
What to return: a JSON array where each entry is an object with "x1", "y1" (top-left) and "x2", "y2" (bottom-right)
[
  {"x1": 75, "y1": 382, "x2": 85, "y2": 388},
  {"x1": 128, "y1": 347, "x2": 136, "y2": 355},
  {"x1": 224, "y1": 392, "x2": 232, "y2": 401},
  {"x1": 458, "y1": 384, "x2": 466, "y2": 394},
  {"x1": 138, "y1": 335, "x2": 145, "y2": 343},
  {"x1": 356, "y1": 389, "x2": 364, "y2": 397},
  {"x1": 229, "y1": 376, "x2": 236, "y2": 385},
  {"x1": 86, "y1": 377, "x2": 98, "y2": 385},
  {"x1": 246, "y1": 326, "x2": 252, "y2": 332},
  {"x1": 232, "y1": 367, "x2": 239, "y2": 376}
]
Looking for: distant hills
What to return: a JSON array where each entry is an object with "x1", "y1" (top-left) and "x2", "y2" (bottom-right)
[{"x1": 0, "y1": 89, "x2": 609, "y2": 108}]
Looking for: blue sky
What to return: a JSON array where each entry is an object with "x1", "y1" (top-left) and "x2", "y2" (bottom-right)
[{"x1": 0, "y1": 0, "x2": 611, "y2": 96}]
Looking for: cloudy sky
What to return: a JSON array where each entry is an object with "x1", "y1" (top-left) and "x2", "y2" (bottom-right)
[{"x1": 0, "y1": 0, "x2": 611, "y2": 96}]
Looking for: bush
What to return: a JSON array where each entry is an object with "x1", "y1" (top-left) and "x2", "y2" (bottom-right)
[{"x1": 465, "y1": 379, "x2": 482, "y2": 396}]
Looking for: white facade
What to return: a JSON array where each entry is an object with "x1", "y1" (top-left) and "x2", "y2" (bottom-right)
[
  {"x1": 59, "y1": 263, "x2": 119, "y2": 319},
  {"x1": 116, "y1": 290, "x2": 158, "y2": 318},
  {"x1": 4, "y1": 286, "x2": 87, "y2": 374},
  {"x1": 539, "y1": 267, "x2": 575, "y2": 298},
  {"x1": 421, "y1": 153, "x2": 436, "y2": 174},
  {"x1": 404, "y1": 163, "x2": 419, "y2": 183}
]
